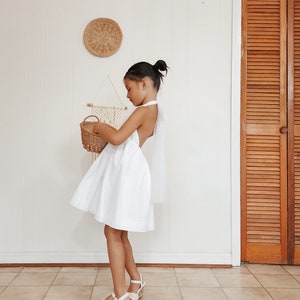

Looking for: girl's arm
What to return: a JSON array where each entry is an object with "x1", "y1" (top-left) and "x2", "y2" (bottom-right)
[{"x1": 93, "y1": 108, "x2": 145, "y2": 145}]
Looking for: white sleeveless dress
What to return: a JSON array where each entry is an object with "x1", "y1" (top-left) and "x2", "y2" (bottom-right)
[{"x1": 70, "y1": 101, "x2": 159, "y2": 232}]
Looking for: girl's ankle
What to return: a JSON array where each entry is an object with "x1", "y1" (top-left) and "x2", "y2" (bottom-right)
[
  {"x1": 130, "y1": 270, "x2": 141, "y2": 281},
  {"x1": 128, "y1": 282, "x2": 140, "y2": 293}
]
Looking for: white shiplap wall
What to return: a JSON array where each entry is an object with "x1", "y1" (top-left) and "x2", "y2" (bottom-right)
[{"x1": 0, "y1": 0, "x2": 238, "y2": 265}]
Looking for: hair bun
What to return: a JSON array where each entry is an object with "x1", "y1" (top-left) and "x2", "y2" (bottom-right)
[
  {"x1": 154, "y1": 60, "x2": 168, "y2": 73},
  {"x1": 124, "y1": 60, "x2": 168, "y2": 91}
]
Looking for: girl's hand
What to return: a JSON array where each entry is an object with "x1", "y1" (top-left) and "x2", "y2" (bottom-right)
[
  {"x1": 83, "y1": 143, "x2": 101, "y2": 153},
  {"x1": 92, "y1": 122, "x2": 120, "y2": 145},
  {"x1": 92, "y1": 123, "x2": 101, "y2": 135},
  {"x1": 93, "y1": 122, "x2": 116, "y2": 135}
]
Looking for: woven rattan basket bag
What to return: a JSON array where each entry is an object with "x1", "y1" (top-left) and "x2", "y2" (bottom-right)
[{"x1": 80, "y1": 115, "x2": 108, "y2": 153}]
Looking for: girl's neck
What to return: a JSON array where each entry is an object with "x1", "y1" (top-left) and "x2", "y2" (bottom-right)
[
  {"x1": 141, "y1": 92, "x2": 157, "y2": 105},
  {"x1": 141, "y1": 98, "x2": 157, "y2": 105}
]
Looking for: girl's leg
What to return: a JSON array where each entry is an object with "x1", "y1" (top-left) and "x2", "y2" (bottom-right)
[
  {"x1": 121, "y1": 231, "x2": 142, "y2": 293},
  {"x1": 104, "y1": 225, "x2": 130, "y2": 299}
]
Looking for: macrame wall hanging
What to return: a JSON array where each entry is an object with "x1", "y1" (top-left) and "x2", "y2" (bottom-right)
[{"x1": 80, "y1": 75, "x2": 128, "y2": 161}]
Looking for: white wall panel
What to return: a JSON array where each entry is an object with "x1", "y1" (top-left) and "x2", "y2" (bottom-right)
[{"x1": 0, "y1": 0, "x2": 236, "y2": 264}]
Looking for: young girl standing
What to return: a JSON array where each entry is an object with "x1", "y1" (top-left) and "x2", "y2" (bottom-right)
[{"x1": 71, "y1": 60, "x2": 168, "y2": 300}]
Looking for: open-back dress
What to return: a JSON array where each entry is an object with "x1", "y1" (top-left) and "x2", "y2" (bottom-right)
[{"x1": 70, "y1": 101, "x2": 161, "y2": 232}]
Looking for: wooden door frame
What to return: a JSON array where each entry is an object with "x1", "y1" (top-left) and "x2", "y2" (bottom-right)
[{"x1": 279, "y1": 0, "x2": 288, "y2": 264}]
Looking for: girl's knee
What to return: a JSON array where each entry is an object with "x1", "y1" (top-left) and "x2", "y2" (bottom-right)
[
  {"x1": 104, "y1": 225, "x2": 122, "y2": 240},
  {"x1": 121, "y1": 231, "x2": 129, "y2": 243}
]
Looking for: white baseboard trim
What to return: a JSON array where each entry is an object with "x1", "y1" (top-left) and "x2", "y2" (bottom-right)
[{"x1": 0, "y1": 252, "x2": 232, "y2": 265}]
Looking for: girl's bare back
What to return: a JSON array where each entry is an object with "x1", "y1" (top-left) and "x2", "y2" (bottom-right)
[{"x1": 136, "y1": 104, "x2": 158, "y2": 146}]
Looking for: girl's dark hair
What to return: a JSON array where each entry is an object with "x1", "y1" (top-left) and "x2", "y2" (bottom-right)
[{"x1": 124, "y1": 60, "x2": 168, "y2": 91}]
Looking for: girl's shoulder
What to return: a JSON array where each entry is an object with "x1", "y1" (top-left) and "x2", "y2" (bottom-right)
[{"x1": 135, "y1": 103, "x2": 157, "y2": 118}]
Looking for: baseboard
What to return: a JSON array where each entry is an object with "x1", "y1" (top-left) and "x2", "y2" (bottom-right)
[
  {"x1": 0, "y1": 263, "x2": 232, "y2": 268},
  {"x1": 0, "y1": 251, "x2": 232, "y2": 265}
]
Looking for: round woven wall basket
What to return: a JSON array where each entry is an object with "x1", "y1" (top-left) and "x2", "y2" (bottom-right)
[{"x1": 83, "y1": 18, "x2": 123, "y2": 57}]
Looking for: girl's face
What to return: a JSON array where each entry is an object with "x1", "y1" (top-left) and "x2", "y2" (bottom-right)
[{"x1": 124, "y1": 78, "x2": 145, "y2": 106}]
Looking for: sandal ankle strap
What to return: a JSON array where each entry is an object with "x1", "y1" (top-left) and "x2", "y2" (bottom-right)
[
  {"x1": 130, "y1": 279, "x2": 142, "y2": 284},
  {"x1": 112, "y1": 292, "x2": 130, "y2": 300},
  {"x1": 130, "y1": 272, "x2": 144, "y2": 285}
]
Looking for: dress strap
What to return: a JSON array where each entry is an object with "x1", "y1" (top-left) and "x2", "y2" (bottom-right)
[{"x1": 140, "y1": 100, "x2": 158, "y2": 107}]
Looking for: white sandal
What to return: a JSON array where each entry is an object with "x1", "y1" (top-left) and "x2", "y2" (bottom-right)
[
  {"x1": 128, "y1": 272, "x2": 145, "y2": 300},
  {"x1": 111, "y1": 292, "x2": 131, "y2": 300}
]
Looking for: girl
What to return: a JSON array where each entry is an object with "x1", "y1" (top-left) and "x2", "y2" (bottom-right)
[{"x1": 71, "y1": 60, "x2": 168, "y2": 300}]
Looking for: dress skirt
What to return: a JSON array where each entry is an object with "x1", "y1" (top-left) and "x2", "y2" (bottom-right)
[{"x1": 71, "y1": 130, "x2": 154, "y2": 232}]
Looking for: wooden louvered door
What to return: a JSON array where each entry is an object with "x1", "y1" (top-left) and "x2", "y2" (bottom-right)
[
  {"x1": 241, "y1": 0, "x2": 288, "y2": 264},
  {"x1": 242, "y1": 0, "x2": 300, "y2": 264}
]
